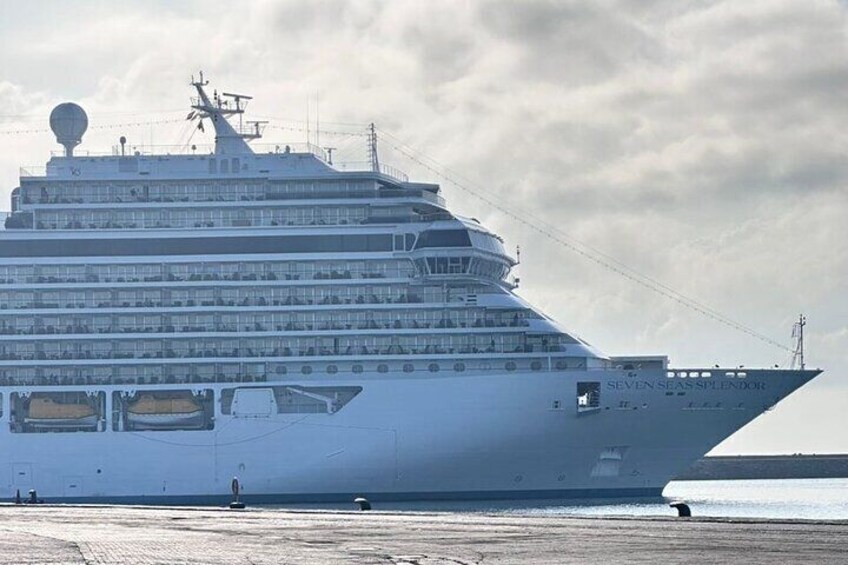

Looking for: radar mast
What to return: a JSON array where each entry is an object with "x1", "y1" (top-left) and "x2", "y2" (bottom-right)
[
  {"x1": 790, "y1": 314, "x2": 806, "y2": 370},
  {"x1": 189, "y1": 72, "x2": 266, "y2": 155}
]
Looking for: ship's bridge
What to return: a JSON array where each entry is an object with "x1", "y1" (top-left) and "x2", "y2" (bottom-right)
[{"x1": 408, "y1": 218, "x2": 515, "y2": 283}]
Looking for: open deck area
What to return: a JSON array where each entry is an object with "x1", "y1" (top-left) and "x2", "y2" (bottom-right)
[{"x1": 0, "y1": 503, "x2": 846, "y2": 564}]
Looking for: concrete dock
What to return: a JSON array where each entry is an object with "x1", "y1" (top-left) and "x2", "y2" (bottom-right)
[{"x1": 0, "y1": 504, "x2": 846, "y2": 564}]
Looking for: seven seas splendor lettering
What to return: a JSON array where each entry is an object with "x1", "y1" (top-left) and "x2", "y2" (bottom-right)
[{"x1": 607, "y1": 380, "x2": 766, "y2": 391}]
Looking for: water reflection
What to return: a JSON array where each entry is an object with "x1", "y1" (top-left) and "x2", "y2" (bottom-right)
[{"x1": 268, "y1": 479, "x2": 848, "y2": 521}]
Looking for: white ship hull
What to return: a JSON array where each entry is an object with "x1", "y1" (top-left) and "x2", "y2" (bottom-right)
[{"x1": 0, "y1": 367, "x2": 817, "y2": 503}]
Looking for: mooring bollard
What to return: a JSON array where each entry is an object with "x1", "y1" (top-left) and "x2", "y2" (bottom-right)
[
  {"x1": 669, "y1": 501, "x2": 691, "y2": 517},
  {"x1": 229, "y1": 476, "x2": 245, "y2": 509},
  {"x1": 14, "y1": 489, "x2": 21, "y2": 505},
  {"x1": 354, "y1": 497, "x2": 371, "y2": 511}
]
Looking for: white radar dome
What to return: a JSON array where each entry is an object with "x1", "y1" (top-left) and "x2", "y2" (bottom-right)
[{"x1": 49, "y1": 102, "x2": 88, "y2": 156}]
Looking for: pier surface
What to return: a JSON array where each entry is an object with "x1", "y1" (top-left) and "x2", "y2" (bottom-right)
[{"x1": 1, "y1": 504, "x2": 846, "y2": 564}]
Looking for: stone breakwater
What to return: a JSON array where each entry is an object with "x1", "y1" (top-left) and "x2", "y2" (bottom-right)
[{"x1": 0, "y1": 504, "x2": 846, "y2": 564}]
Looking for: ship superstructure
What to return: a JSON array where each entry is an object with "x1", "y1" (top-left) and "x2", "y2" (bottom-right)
[{"x1": 0, "y1": 78, "x2": 821, "y2": 503}]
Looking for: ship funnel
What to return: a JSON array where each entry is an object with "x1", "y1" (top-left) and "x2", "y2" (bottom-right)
[{"x1": 49, "y1": 102, "x2": 88, "y2": 156}]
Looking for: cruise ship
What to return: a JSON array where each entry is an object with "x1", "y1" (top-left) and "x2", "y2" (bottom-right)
[{"x1": 0, "y1": 76, "x2": 821, "y2": 503}]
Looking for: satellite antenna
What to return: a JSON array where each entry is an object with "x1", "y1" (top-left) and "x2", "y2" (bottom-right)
[{"x1": 49, "y1": 103, "x2": 88, "y2": 157}]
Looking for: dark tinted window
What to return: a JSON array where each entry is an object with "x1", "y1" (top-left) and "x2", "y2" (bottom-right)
[
  {"x1": 0, "y1": 234, "x2": 393, "y2": 258},
  {"x1": 414, "y1": 229, "x2": 471, "y2": 249}
]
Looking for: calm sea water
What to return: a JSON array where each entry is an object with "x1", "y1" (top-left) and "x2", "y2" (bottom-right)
[
  {"x1": 277, "y1": 479, "x2": 848, "y2": 520},
  {"x1": 509, "y1": 479, "x2": 848, "y2": 521}
]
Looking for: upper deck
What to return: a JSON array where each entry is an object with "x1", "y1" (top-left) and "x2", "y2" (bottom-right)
[{"x1": 20, "y1": 144, "x2": 414, "y2": 186}]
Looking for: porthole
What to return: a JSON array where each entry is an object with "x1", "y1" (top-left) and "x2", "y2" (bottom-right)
[
  {"x1": 555, "y1": 360, "x2": 568, "y2": 371},
  {"x1": 530, "y1": 360, "x2": 542, "y2": 371},
  {"x1": 275, "y1": 365, "x2": 287, "y2": 375},
  {"x1": 326, "y1": 364, "x2": 338, "y2": 375},
  {"x1": 352, "y1": 364, "x2": 364, "y2": 374},
  {"x1": 505, "y1": 361, "x2": 517, "y2": 372},
  {"x1": 428, "y1": 363, "x2": 440, "y2": 373},
  {"x1": 377, "y1": 364, "x2": 389, "y2": 373},
  {"x1": 453, "y1": 362, "x2": 466, "y2": 372},
  {"x1": 403, "y1": 363, "x2": 414, "y2": 373},
  {"x1": 301, "y1": 365, "x2": 312, "y2": 375}
]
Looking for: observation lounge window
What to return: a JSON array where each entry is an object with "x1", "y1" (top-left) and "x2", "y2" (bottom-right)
[{"x1": 414, "y1": 229, "x2": 471, "y2": 249}]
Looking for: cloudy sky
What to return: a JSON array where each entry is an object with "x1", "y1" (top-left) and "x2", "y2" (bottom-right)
[{"x1": 0, "y1": 0, "x2": 845, "y2": 454}]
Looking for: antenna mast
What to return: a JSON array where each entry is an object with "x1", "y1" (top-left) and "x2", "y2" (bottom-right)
[
  {"x1": 368, "y1": 123, "x2": 379, "y2": 173},
  {"x1": 790, "y1": 314, "x2": 806, "y2": 370},
  {"x1": 512, "y1": 245, "x2": 521, "y2": 288},
  {"x1": 189, "y1": 72, "x2": 263, "y2": 154}
]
